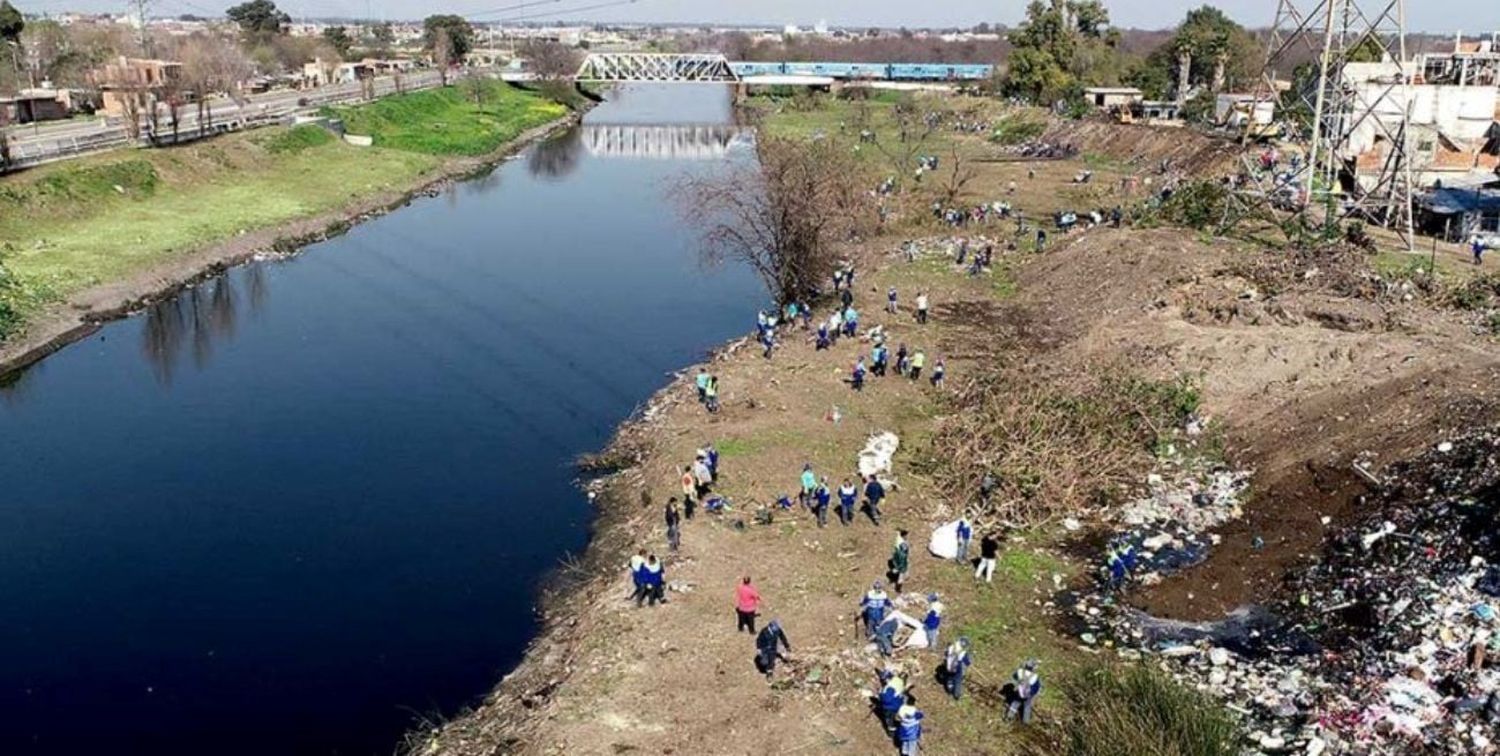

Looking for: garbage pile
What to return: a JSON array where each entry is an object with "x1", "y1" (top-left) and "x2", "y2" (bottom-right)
[
  {"x1": 1063, "y1": 427, "x2": 1500, "y2": 755},
  {"x1": 1270, "y1": 430, "x2": 1500, "y2": 753},
  {"x1": 1104, "y1": 459, "x2": 1250, "y2": 589}
]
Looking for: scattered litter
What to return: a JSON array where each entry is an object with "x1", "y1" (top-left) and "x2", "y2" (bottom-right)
[{"x1": 857, "y1": 432, "x2": 900, "y2": 478}]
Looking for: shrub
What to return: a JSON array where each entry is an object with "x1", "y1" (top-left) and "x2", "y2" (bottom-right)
[
  {"x1": 1156, "y1": 180, "x2": 1230, "y2": 231},
  {"x1": 989, "y1": 116, "x2": 1047, "y2": 146},
  {"x1": 263, "y1": 124, "x2": 334, "y2": 155},
  {"x1": 1057, "y1": 662, "x2": 1240, "y2": 756}
]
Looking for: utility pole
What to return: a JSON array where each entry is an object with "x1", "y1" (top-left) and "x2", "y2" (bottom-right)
[
  {"x1": 130, "y1": 0, "x2": 153, "y2": 57},
  {"x1": 1235, "y1": 0, "x2": 1415, "y2": 249}
]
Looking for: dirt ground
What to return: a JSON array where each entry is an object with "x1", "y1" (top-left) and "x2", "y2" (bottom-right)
[{"x1": 419, "y1": 106, "x2": 1500, "y2": 755}]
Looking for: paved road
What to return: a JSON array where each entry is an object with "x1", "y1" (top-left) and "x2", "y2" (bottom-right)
[{"x1": 2, "y1": 69, "x2": 448, "y2": 169}]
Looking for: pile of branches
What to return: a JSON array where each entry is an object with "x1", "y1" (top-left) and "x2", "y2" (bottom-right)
[
  {"x1": 1229, "y1": 239, "x2": 1392, "y2": 302},
  {"x1": 925, "y1": 364, "x2": 1201, "y2": 525}
]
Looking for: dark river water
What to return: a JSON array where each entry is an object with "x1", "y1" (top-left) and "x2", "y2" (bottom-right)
[{"x1": 0, "y1": 84, "x2": 761, "y2": 755}]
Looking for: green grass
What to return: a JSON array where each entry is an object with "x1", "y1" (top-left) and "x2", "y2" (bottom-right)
[
  {"x1": 0, "y1": 83, "x2": 571, "y2": 342},
  {"x1": 3, "y1": 139, "x2": 439, "y2": 305},
  {"x1": 324, "y1": 80, "x2": 567, "y2": 156},
  {"x1": 0, "y1": 158, "x2": 159, "y2": 212},
  {"x1": 261, "y1": 124, "x2": 335, "y2": 154}
]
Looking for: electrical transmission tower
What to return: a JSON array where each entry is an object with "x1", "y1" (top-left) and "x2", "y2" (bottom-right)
[{"x1": 1245, "y1": 0, "x2": 1415, "y2": 248}]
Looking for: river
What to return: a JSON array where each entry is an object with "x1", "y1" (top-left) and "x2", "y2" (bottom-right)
[{"x1": 0, "y1": 84, "x2": 761, "y2": 755}]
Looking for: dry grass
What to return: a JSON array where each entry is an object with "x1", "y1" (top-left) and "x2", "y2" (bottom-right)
[{"x1": 925, "y1": 365, "x2": 1201, "y2": 526}]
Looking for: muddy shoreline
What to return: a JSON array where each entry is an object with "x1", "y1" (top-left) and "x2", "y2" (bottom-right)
[
  {"x1": 410, "y1": 336, "x2": 753, "y2": 754},
  {"x1": 0, "y1": 110, "x2": 584, "y2": 380}
]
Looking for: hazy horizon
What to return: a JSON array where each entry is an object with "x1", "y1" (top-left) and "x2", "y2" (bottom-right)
[{"x1": 11, "y1": 0, "x2": 1495, "y2": 34}]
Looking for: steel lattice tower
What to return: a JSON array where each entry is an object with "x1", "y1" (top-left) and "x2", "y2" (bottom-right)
[{"x1": 1248, "y1": 0, "x2": 1415, "y2": 248}]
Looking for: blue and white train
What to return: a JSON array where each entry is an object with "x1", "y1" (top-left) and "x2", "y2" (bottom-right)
[{"x1": 729, "y1": 61, "x2": 994, "y2": 81}]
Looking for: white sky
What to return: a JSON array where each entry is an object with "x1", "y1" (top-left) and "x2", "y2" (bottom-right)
[{"x1": 19, "y1": 0, "x2": 1498, "y2": 34}]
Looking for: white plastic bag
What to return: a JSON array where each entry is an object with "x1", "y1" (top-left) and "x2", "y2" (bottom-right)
[{"x1": 928, "y1": 520, "x2": 961, "y2": 560}]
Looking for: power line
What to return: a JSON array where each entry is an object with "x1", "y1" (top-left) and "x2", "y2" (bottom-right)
[
  {"x1": 487, "y1": 0, "x2": 640, "y2": 24},
  {"x1": 465, "y1": 0, "x2": 560, "y2": 20}
]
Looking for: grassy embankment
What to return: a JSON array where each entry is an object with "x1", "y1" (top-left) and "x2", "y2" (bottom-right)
[
  {"x1": 0, "y1": 80, "x2": 567, "y2": 341},
  {"x1": 753, "y1": 91, "x2": 1241, "y2": 753}
]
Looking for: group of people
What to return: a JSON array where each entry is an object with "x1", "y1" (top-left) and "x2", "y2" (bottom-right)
[
  {"x1": 931, "y1": 200, "x2": 1015, "y2": 229},
  {"x1": 693, "y1": 368, "x2": 722, "y2": 413},
  {"x1": 851, "y1": 334, "x2": 943, "y2": 393},
  {"x1": 617, "y1": 219, "x2": 1063, "y2": 751}
]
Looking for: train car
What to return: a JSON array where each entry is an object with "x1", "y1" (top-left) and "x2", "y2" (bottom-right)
[
  {"x1": 729, "y1": 62, "x2": 786, "y2": 78},
  {"x1": 730, "y1": 61, "x2": 995, "y2": 82}
]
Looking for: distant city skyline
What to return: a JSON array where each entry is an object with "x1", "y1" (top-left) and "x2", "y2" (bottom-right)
[{"x1": 13, "y1": 0, "x2": 1496, "y2": 33}]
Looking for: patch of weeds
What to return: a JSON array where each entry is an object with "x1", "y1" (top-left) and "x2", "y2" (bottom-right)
[
  {"x1": 716, "y1": 436, "x2": 765, "y2": 458},
  {"x1": 1443, "y1": 272, "x2": 1500, "y2": 312},
  {"x1": 0, "y1": 159, "x2": 158, "y2": 211},
  {"x1": 0, "y1": 251, "x2": 51, "y2": 341},
  {"x1": 988, "y1": 116, "x2": 1046, "y2": 146},
  {"x1": 263, "y1": 124, "x2": 335, "y2": 155},
  {"x1": 1054, "y1": 661, "x2": 1240, "y2": 756}
]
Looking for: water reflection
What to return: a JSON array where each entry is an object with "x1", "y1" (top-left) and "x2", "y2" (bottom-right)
[
  {"x1": 520, "y1": 124, "x2": 753, "y2": 166},
  {"x1": 142, "y1": 273, "x2": 253, "y2": 383},
  {"x1": 580, "y1": 124, "x2": 751, "y2": 160}
]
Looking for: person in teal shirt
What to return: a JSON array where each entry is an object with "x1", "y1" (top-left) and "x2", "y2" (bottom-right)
[{"x1": 799, "y1": 463, "x2": 817, "y2": 507}]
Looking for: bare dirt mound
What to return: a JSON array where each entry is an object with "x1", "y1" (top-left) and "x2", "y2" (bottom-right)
[
  {"x1": 1040, "y1": 118, "x2": 1241, "y2": 176},
  {"x1": 1012, "y1": 227, "x2": 1500, "y2": 619}
]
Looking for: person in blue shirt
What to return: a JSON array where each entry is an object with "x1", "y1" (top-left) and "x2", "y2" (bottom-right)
[
  {"x1": 754, "y1": 619, "x2": 792, "y2": 680},
  {"x1": 864, "y1": 475, "x2": 887, "y2": 525},
  {"x1": 896, "y1": 702, "x2": 924, "y2": 755},
  {"x1": 860, "y1": 581, "x2": 892, "y2": 638},
  {"x1": 886, "y1": 286, "x2": 899, "y2": 314},
  {"x1": 776, "y1": 493, "x2": 794, "y2": 511},
  {"x1": 813, "y1": 477, "x2": 831, "y2": 528},
  {"x1": 944, "y1": 637, "x2": 972, "y2": 700},
  {"x1": 877, "y1": 670, "x2": 906, "y2": 732},
  {"x1": 851, "y1": 357, "x2": 867, "y2": 392},
  {"x1": 638, "y1": 554, "x2": 665, "y2": 607},
  {"x1": 871, "y1": 344, "x2": 888, "y2": 377},
  {"x1": 837, "y1": 479, "x2": 858, "y2": 526},
  {"x1": 955, "y1": 518, "x2": 973, "y2": 563},
  {"x1": 628, "y1": 549, "x2": 647, "y2": 603},
  {"x1": 1006, "y1": 659, "x2": 1042, "y2": 724},
  {"x1": 923, "y1": 592, "x2": 944, "y2": 650},
  {"x1": 703, "y1": 442, "x2": 719, "y2": 480},
  {"x1": 930, "y1": 358, "x2": 946, "y2": 389},
  {"x1": 816, "y1": 322, "x2": 830, "y2": 350}
]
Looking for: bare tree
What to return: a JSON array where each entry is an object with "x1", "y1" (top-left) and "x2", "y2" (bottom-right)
[
  {"x1": 938, "y1": 145, "x2": 976, "y2": 204},
  {"x1": 522, "y1": 40, "x2": 580, "y2": 82},
  {"x1": 0, "y1": 106, "x2": 11, "y2": 170},
  {"x1": 179, "y1": 35, "x2": 251, "y2": 136},
  {"x1": 432, "y1": 33, "x2": 452, "y2": 87},
  {"x1": 872, "y1": 94, "x2": 941, "y2": 184},
  {"x1": 460, "y1": 68, "x2": 487, "y2": 105},
  {"x1": 676, "y1": 136, "x2": 868, "y2": 304}
]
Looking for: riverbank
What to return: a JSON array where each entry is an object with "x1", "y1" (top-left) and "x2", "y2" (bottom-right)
[
  {"x1": 418, "y1": 95, "x2": 1500, "y2": 755},
  {"x1": 0, "y1": 82, "x2": 575, "y2": 377}
]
